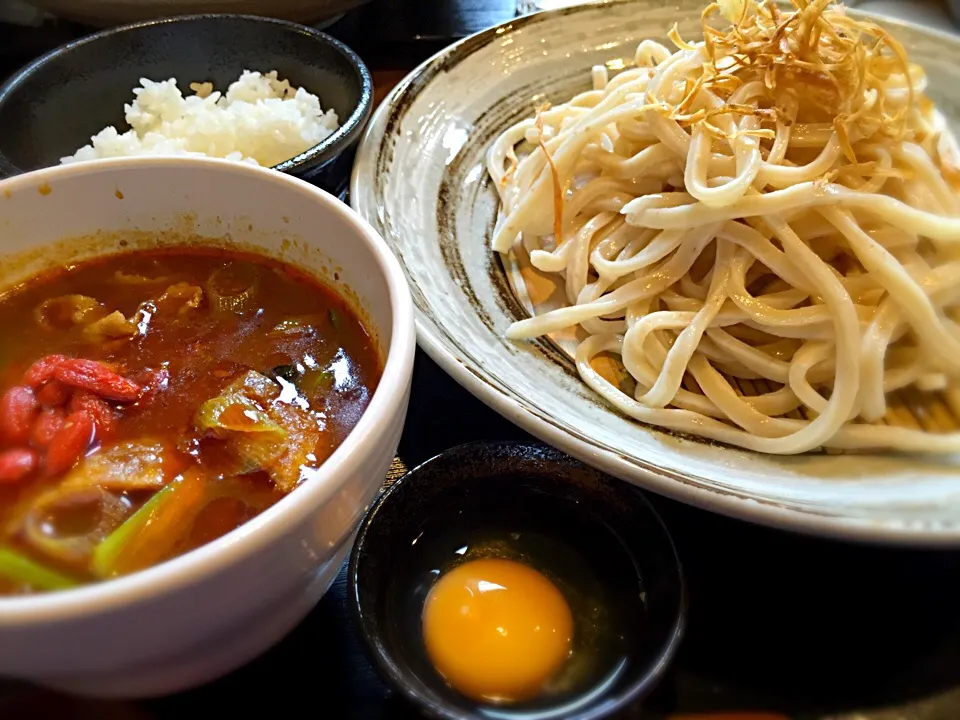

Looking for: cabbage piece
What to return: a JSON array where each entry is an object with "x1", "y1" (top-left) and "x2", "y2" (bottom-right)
[
  {"x1": 81, "y1": 310, "x2": 139, "y2": 341},
  {"x1": 195, "y1": 371, "x2": 321, "y2": 492},
  {"x1": 34, "y1": 295, "x2": 107, "y2": 331},
  {"x1": 60, "y1": 440, "x2": 173, "y2": 493},
  {"x1": 155, "y1": 282, "x2": 204, "y2": 316},
  {"x1": 34, "y1": 294, "x2": 140, "y2": 342}
]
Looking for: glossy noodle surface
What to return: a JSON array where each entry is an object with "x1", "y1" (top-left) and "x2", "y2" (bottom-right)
[
  {"x1": 0, "y1": 247, "x2": 381, "y2": 595},
  {"x1": 487, "y1": 0, "x2": 960, "y2": 455}
]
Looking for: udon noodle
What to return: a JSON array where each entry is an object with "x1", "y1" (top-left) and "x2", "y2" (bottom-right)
[{"x1": 486, "y1": 0, "x2": 960, "y2": 454}]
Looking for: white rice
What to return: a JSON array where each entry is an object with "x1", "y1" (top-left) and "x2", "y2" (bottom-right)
[{"x1": 61, "y1": 70, "x2": 340, "y2": 168}]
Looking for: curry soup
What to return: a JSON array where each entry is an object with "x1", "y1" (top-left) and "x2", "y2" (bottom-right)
[{"x1": 0, "y1": 247, "x2": 381, "y2": 595}]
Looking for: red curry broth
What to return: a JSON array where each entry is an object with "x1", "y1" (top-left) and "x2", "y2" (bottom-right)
[{"x1": 0, "y1": 247, "x2": 381, "y2": 595}]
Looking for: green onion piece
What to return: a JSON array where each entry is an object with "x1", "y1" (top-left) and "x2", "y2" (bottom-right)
[
  {"x1": 328, "y1": 308, "x2": 341, "y2": 331},
  {"x1": 0, "y1": 547, "x2": 78, "y2": 591},
  {"x1": 195, "y1": 393, "x2": 286, "y2": 439},
  {"x1": 91, "y1": 470, "x2": 207, "y2": 578},
  {"x1": 300, "y1": 368, "x2": 335, "y2": 402},
  {"x1": 91, "y1": 483, "x2": 176, "y2": 578}
]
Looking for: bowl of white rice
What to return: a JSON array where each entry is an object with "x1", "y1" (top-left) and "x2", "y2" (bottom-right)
[{"x1": 0, "y1": 14, "x2": 373, "y2": 196}]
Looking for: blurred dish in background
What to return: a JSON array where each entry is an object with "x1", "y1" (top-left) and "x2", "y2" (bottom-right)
[
  {"x1": 18, "y1": 0, "x2": 372, "y2": 27},
  {"x1": 0, "y1": 0, "x2": 46, "y2": 26},
  {"x1": 0, "y1": 14, "x2": 374, "y2": 196},
  {"x1": 516, "y1": 0, "x2": 600, "y2": 15}
]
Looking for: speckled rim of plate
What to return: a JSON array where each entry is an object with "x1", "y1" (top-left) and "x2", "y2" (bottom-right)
[{"x1": 351, "y1": 0, "x2": 960, "y2": 546}]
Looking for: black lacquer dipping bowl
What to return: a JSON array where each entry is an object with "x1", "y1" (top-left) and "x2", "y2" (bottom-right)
[
  {"x1": 348, "y1": 441, "x2": 686, "y2": 720},
  {"x1": 0, "y1": 14, "x2": 372, "y2": 196}
]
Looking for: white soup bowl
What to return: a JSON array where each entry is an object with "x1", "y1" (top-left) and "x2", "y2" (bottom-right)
[{"x1": 0, "y1": 157, "x2": 416, "y2": 698}]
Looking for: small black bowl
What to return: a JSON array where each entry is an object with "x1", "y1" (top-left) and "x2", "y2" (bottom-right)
[
  {"x1": 348, "y1": 441, "x2": 686, "y2": 720},
  {"x1": 0, "y1": 14, "x2": 372, "y2": 196}
]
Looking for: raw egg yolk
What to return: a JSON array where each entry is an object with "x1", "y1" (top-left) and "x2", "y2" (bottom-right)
[{"x1": 421, "y1": 557, "x2": 574, "y2": 703}]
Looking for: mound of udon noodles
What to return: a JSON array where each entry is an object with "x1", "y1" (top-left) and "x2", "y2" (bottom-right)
[{"x1": 487, "y1": 0, "x2": 960, "y2": 455}]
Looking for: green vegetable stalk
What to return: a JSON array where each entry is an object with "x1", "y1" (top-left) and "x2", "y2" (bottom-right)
[{"x1": 0, "y1": 547, "x2": 77, "y2": 591}]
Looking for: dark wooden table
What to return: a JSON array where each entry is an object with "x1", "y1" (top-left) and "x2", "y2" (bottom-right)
[{"x1": 2, "y1": 1, "x2": 960, "y2": 718}]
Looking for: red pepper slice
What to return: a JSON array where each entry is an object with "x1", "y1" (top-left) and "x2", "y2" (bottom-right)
[
  {"x1": 0, "y1": 386, "x2": 39, "y2": 445},
  {"x1": 53, "y1": 359, "x2": 142, "y2": 403},
  {"x1": 0, "y1": 448, "x2": 39, "y2": 483},
  {"x1": 44, "y1": 411, "x2": 95, "y2": 476},
  {"x1": 23, "y1": 355, "x2": 68, "y2": 388}
]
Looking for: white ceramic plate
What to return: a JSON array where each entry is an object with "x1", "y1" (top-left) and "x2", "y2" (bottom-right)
[{"x1": 351, "y1": 0, "x2": 960, "y2": 545}]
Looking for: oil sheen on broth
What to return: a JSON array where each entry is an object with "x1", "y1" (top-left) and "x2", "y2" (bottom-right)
[{"x1": 0, "y1": 247, "x2": 381, "y2": 595}]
